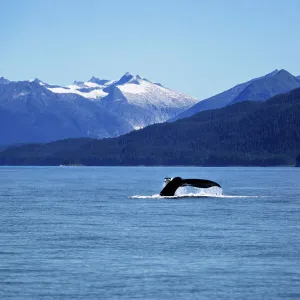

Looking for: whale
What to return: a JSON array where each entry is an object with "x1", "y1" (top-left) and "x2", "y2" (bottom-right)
[{"x1": 160, "y1": 177, "x2": 221, "y2": 196}]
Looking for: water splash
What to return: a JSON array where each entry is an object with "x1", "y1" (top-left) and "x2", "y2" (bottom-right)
[
  {"x1": 175, "y1": 186, "x2": 223, "y2": 197},
  {"x1": 129, "y1": 186, "x2": 262, "y2": 199},
  {"x1": 129, "y1": 193, "x2": 261, "y2": 199},
  {"x1": 130, "y1": 187, "x2": 222, "y2": 199}
]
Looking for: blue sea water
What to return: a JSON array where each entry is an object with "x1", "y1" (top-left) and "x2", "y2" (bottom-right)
[{"x1": 0, "y1": 166, "x2": 300, "y2": 299}]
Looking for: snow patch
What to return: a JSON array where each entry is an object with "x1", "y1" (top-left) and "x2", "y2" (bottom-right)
[
  {"x1": 47, "y1": 86, "x2": 108, "y2": 99},
  {"x1": 84, "y1": 82, "x2": 101, "y2": 88},
  {"x1": 118, "y1": 79, "x2": 198, "y2": 108},
  {"x1": 119, "y1": 82, "x2": 147, "y2": 94}
]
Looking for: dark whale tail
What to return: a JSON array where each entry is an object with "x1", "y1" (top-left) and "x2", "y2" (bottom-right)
[{"x1": 160, "y1": 177, "x2": 221, "y2": 196}]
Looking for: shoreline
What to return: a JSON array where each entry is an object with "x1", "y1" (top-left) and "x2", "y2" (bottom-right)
[{"x1": 0, "y1": 164, "x2": 297, "y2": 168}]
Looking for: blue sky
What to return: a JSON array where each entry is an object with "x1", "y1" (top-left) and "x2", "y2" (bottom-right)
[{"x1": 1, "y1": 0, "x2": 299, "y2": 99}]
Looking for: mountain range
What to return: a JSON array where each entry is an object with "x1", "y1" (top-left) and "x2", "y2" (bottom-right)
[
  {"x1": 1, "y1": 69, "x2": 300, "y2": 147},
  {"x1": 0, "y1": 80, "x2": 132, "y2": 145},
  {"x1": 1, "y1": 86, "x2": 299, "y2": 166},
  {"x1": 42, "y1": 72, "x2": 199, "y2": 128},
  {"x1": 0, "y1": 73, "x2": 198, "y2": 145}
]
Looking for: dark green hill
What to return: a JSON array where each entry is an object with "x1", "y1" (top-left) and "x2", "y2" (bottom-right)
[{"x1": 1, "y1": 88, "x2": 300, "y2": 166}]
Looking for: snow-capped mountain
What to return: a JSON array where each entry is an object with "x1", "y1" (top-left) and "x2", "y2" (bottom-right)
[
  {"x1": 0, "y1": 80, "x2": 133, "y2": 145},
  {"x1": 171, "y1": 69, "x2": 300, "y2": 122},
  {"x1": 98, "y1": 73, "x2": 199, "y2": 129},
  {"x1": 45, "y1": 72, "x2": 199, "y2": 129},
  {"x1": 46, "y1": 79, "x2": 109, "y2": 99},
  {"x1": 0, "y1": 72, "x2": 198, "y2": 145}
]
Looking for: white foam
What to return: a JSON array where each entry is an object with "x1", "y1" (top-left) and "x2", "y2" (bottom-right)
[{"x1": 128, "y1": 186, "x2": 266, "y2": 199}]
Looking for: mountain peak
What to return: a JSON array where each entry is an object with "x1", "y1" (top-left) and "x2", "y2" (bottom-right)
[
  {"x1": 265, "y1": 69, "x2": 279, "y2": 77},
  {"x1": 127, "y1": 74, "x2": 145, "y2": 85},
  {"x1": 268, "y1": 69, "x2": 296, "y2": 77},
  {"x1": 73, "y1": 80, "x2": 85, "y2": 86},
  {"x1": 115, "y1": 72, "x2": 135, "y2": 85},
  {"x1": 88, "y1": 76, "x2": 110, "y2": 85},
  {"x1": 33, "y1": 78, "x2": 46, "y2": 85},
  {"x1": 263, "y1": 69, "x2": 296, "y2": 79},
  {"x1": 123, "y1": 72, "x2": 133, "y2": 77},
  {"x1": 276, "y1": 69, "x2": 292, "y2": 76},
  {"x1": 0, "y1": 76, "x2": 10, "y2": 84}
]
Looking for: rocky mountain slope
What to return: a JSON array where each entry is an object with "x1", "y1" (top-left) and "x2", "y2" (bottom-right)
[
  {"x1": 171, "y1": 69, "x2": 300, "y2": 121},
  {"x1": 0, "y1": 80, "x2": 133, "y2": 145}
]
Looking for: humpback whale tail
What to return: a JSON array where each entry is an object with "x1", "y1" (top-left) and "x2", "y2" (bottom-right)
[{"x1": 160, "y1": 177, "x2": 221, "y2": 196}]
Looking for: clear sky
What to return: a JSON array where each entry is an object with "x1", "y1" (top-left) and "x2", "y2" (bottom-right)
[{"x1": 1, "y1": 0, "x2": 299, "y2": 99}]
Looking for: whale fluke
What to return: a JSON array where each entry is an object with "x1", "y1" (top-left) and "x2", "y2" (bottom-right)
[{"x1": 160, "y1": 177, "x2": 221, "y2": 196}]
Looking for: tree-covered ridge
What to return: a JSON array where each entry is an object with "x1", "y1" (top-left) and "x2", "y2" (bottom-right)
[{"x1": 1, "y1": 87, "x2": 300, "y2": 166}]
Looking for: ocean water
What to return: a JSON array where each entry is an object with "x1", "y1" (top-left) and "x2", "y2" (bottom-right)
[{"x1": 0, "y1": 166, "x2": 300, "y2": 299}]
